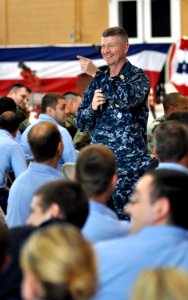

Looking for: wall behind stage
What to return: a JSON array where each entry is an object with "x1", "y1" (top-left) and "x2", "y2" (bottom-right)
[{"x1": 0, "y1": 0, "x2": 108, "y2": 45}]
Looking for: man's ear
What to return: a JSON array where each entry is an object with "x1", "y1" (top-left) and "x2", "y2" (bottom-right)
[
  {"x1": 152, "y1": 146, "x2": 160, "y2": 160},
  {"x1": 46, "y1": 106, "x2": 54, "y2": 116},
  {"x1": 153, "y1": 197, "x2": 170, "y2": 223},
  {"x1": 124, "y1": 43, "x2": 129, "y2": 55},
  {"x1": 49, "y1": 203, "x2": 64, "y2": 218},
  {"x1": 57, "y1": 141, "x2": 63, "y2": 156},
  {"x1": 111, "y1": 173, "x2": 118, "y2": 190}
]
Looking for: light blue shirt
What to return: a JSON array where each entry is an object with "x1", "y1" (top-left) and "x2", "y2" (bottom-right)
[
  {"x1": 93, "y1": 226, "x2": 188, "y2": 300},
  {"x1": 6, "y1": 162, "x2": 63, "y2": 227},
  {"x1": 21, "y1": 114, "x2": 77, "y2": 170},
  {"x1": 0, "y1": 129, "x2": 27, "y2": 188},
  {"x1": 157, "y1": 162, "x2": 188, "y2": 174},
  {"x1": 82, "y1": 200, "x2": 129, "y2": 243}
]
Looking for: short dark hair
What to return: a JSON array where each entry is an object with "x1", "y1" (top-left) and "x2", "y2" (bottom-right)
[
  {"x1": 148, "y1": 169, "x2": 188, "y2": 229},
  {"x1": 0, "y1": 97, "x2": 16, "y2": 115},
  {"x1": 35, "y1": 180, "x2": 89, "y2": 229},
  {"x1": 28, "y1": 121, "x2": 62, "y2": 162},
  {"x1": 8, "y1": 83, "x2": 31, "y2": 94},
  {"x1": 0, "y1": 111, "x2": 20, "y2": 133},
  {"x1": 41, "y1": 93, "x2": 65, "y2": 113},
  {"x1": 163, "y1": 93, "x2": 185, "y2": 114},
  {"x1": 76, "y1": 144, "x2": 117, "y2": 197},
  {"x1": 153, "y1": 120, "x2": 188, "y2": 161},
  {"x1": 102, "y1": 26, "x2": 128, "y2": 43},
  {"x1": 165, "y1": 111, "x2": 188, "y2": 126}
]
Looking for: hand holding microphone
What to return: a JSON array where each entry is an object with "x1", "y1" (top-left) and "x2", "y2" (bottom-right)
[{"x1": 92, "y1": 89, "x2": 106, "y2": 111}]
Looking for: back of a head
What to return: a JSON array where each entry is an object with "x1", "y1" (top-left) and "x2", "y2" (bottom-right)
[
  {"x1": 28, "y1": 121, "x2": 62, "y2": 162},
  {"x1": 0, "y1": 111, "x2": 20, "y2": 133},
  {"x1": 0, "y1": 96, "x2": 16, "y2": 115},
  {"x1": 166, "y1": 111, "x2": 188, "y2": 126},
  {"x1": 148, "y1": 169, "x2": 188, "y2": 229},
  {"x1": 153, "y1": 120, "x2": 188, "y2": 162},
  {"x1": 76, "y1": 144, "x2": 117, "y2": 197},
  {"x1": 131, "y1": 268, "x2": 188, "y2": 300},
  {"x1": 102, "y1": 26, "x2": 128, "y2": 43},
  {"x1": 41, "y1": 93, "x2": 64, "y2": 113},
  {"x1": 35, "y1": 180, "x2": 89, "y2": 229},
  {"x1": 163, "y1": 93, "x2": 187, "y2": 115},
  {"x1": 20, "y1": 224, "x2": 97, "y2": 300}
]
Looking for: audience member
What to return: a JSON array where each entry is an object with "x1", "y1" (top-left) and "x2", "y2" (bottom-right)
[
  {"x1": 166, "y1": 110, "x2": 188, "y2": 125},
  {"x1": 92, "y1": 169, "x2": 188, "y2": 300},
  {"x1": 0, "y1": 111, "x2": 27, "y2": 213},
  {"x1": 21, "y1": 93, "x2": 77, "y2": 169},
  {"x1": 6, "y1": 121, "x2": 64, "y2": 227},
  {"x1": 147, "y1": 92, "x2": 188, "y2": 153},
  {"x1": 27, "y1": 180, "x2": 89, "y2": 229},
  {"x1": 152, "y1": 120, "x2": 188, "y2": 173},
  {"x1": 0, "y1": 96, "x2": 16, "y2": 115},
  {"x1": 20, "y1": 224, "x2": 97, "y2": 300},
  {"x1": 63, "y1": 91, "x2": 90, "y2": 150},
  {"x1": 63, "y1": 91, "x2": 82, "y2": 138},
  {"x1": 130, "y1": 268, "x2": 188, "y2": 300},
  {"x1": 75, "y1": 144, "x2": 129, "y2": 243},
  {"x1": 0, "y1": 179, "x2": 89, "y2": 300},
  {"x1": 7, "y1": 83, "x2": 32, "y2": 133}
]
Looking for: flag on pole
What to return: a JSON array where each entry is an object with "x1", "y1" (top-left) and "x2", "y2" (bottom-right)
[{"x1": 0, "y1": 43, "x2": 171, "y2": 95}]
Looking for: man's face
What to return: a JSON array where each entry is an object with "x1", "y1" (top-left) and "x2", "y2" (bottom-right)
[
  {"x1": 168, "y1": 96, "x2": 188, "y2": 115},
  {"x1": 101, "y1": 35, "x2": 129, "y2": 68},
  {"x1": 124, "y1": 175, "x2": 158, "y2": 234},
  {"x1": 10, "y1": 87, "x2": 30, "y2": 110},
  {"x1": 27, "y1": 195, "x2": 50, "y2": 226},
  {"x1": 52, "y1": 98, "x2": 67, "y2": 125},
  {"x1": 176, "y1": 97, "x2": 188, "y2": 112},
  {"x1": 66, "y1": 96, "x2": 82, "y2": 115}
]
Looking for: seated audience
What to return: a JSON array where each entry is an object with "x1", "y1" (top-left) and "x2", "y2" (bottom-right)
[
  {"x1": 147, "y1": 92, "x2": 188, "y2": 154},
  {"x1": 0, "y1": 180, "x2": 89, "y2": 300},
  {"x1": 7, "y1": 83, "x2": 31, "y2": 133},
  {"x1": 63, "y1": 91, "x2": 82, "y2": 138},
  {"x1": 92, "y1": 169, "x2": 188, "y2": 300},
  {"x1": 27, "y1": 180, "x2": 89, "y2": 229},
  {"x1": 75, "y1": 144, "x2": 129, "y2": 243},
  {"x1": 0, "y1": 111, "x2": 27, "y2": 213},
  {"x1": 20, "y1": 224, "x2": 97, "y2": 300},
  {"x1": 63, "y1": 91, "x2": 90, "y2": 150},
  {"x1": 6, "y1": 121, "x2": 64, "y2": 227},
  {"x1": 152, "y1": 120, "x2": 188, "y2": 174},
  {"x1": 0, "y1": 96, "x2": 16, "y2": 115},
  {"x1": 21, "y1": 93, "x2": 77, "y2": 169},
  {"x1": 130, "y1": 268, "x2": 188, "y2": 300}
]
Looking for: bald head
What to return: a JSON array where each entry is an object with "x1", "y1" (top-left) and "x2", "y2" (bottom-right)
[
  {"x1": 28, "y1": 121, "x2": 62, "y2": 162},
  {"x1": 0, "y1": 111, "x2": 20, "y2": 134}
]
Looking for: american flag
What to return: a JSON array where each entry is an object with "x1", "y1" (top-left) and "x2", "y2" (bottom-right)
[{"x1": 0, "y1": 43, "x2": 171, "y2": 95}]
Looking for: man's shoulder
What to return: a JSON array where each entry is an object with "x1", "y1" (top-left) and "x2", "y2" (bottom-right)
[{"x1": 147, "y1": 115, "x2": 165, "y2": 133}]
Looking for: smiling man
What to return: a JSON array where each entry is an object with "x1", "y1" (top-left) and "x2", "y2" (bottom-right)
[
  {"x1": 77, "y1": 26, "x2": 151, "y2": 220},
  {"x1": 21, "y1": 93, "x2": 77, "y2": 169},
  {"x1": 92, "y1": 169, "x2": 188, "y2": 300}
]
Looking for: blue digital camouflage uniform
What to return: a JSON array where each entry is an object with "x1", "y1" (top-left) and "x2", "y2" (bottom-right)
[{"x1": 76, "y1": 59, "x2": 152, "y2": 220}]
